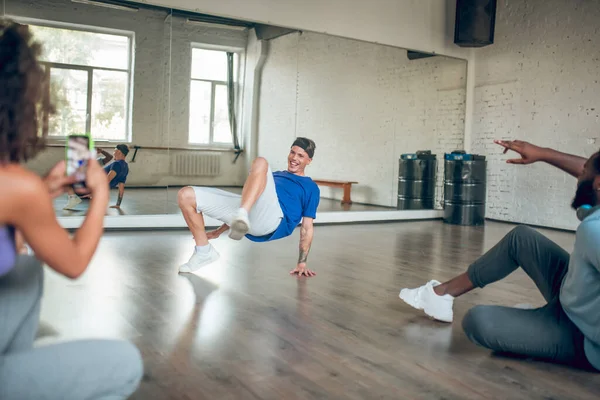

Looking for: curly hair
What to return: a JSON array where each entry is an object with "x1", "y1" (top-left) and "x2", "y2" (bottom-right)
[{"x1": 0, "y1": 19, "x2": 53, "y2": 164}]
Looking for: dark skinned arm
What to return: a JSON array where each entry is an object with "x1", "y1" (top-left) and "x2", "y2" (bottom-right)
[{"x1": 495, "y1": 139, "x2": 586, "y2": 178}]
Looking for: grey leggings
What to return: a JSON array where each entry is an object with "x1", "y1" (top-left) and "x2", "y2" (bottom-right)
[
  {"x1": 463, "y1": 225, "x2": 595, "y2": 369},
  {"x1": 0, "y1": 256, "x2": 144, "y2": 399}
]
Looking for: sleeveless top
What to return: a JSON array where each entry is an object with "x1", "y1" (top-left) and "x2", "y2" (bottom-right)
[{"x1": 0, "y1": 225, "x2": 16, "y2": 277}]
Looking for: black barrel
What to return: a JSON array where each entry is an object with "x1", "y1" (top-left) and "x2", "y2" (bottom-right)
[
  {"x1": 397, "y1": 152, "x2": 437, "y2": 210},
  {"x1": 443, "y1": 154, "x2": 487, "y2": 225}
]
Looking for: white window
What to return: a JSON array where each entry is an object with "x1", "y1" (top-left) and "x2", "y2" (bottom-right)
[
  {"x1": 189, "y1": 48, "x2": 238, "y2": 146},
  {"x1": 28, "y1": 23, "x2": 133, "y2": 141}
]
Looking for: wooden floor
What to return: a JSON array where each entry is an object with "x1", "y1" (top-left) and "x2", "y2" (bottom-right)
[
  {"x1": 37, "y1": 220, "x2": 600, "y2": 399},
  {"x1": 54, "y1": 187, "x2": 393, "y2": 216}
]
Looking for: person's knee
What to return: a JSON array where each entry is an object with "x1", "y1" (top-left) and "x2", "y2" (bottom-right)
[
  {"x1": 462, "y1": 305, "x2": 493, "y2": 347},
  {"x1": 18, "y1": 256, "x2": 44, "y2": 285},
  {"x1": 3, "y1": 256, "x2": 44, "y2": 298},
  {"x1": 120, "y1": 341, "x2": 144, "y2": 390},
  {"x1": 251, "y1": 157, "x2": 269, "y2": 172},
  {"x1": 508, "y1": 225, "x2": 535, "y2": 241},
  {"x1": 106, "y1": 340, "x2": 144, "y2": 394},
  {"x1": 177, "y1": 186, "x2": 196, "y2": 208}
]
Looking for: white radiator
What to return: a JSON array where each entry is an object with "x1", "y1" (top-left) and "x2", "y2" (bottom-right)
[{"x1": 170, "y1": 153, "x2": 221, "y2": 177}]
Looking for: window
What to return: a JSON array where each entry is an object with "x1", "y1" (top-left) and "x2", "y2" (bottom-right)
[
  {"x1": 28, "y1": 23, "x2": 133, "y2": 141},
  {"x1": 189, "y1": 48, "x2": 238, "y2": 146}
]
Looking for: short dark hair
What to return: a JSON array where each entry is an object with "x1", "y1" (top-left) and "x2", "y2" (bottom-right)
[
  {"x1": 116, "y1": 144, "x2": 129, "y2": 156},
  {"x1": 291, "y1": 137, "x2": 316, "y2": 159},
  {"x1": 0, "y1": 20, "x2": 52, "y2": 163}
]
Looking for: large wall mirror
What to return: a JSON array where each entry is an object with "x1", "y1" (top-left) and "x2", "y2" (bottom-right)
[{"x1": 3, "y1": 0, "x2": 467, "y2": 229}]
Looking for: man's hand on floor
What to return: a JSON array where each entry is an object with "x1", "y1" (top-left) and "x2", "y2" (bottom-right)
[{"x1": 290, "y1": 263, "x2": 316, "y2": 277}]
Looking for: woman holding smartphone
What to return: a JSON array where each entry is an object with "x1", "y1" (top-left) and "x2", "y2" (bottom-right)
[{"x1": 0, "y1": 20, "x2": 143, "y2": 399}]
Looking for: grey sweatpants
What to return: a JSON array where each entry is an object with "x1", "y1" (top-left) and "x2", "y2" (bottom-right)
[
  {"x1": 0, "y1": 256, "x2": 144, "y2": 399},
  {"x1": 462, "y1": 225, "x2": 594, "y2": 369}
]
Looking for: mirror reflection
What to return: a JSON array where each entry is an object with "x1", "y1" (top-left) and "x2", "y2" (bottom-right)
[
  {"x1": 6, "y1": 0, "x2": 173, "y2": 216},
  {"x1": 6, "y1": 0, "x2": 466, "y2": 218}
]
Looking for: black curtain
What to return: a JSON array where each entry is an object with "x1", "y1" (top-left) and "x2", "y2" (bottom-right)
[{"x1": 226, "y1": 52, "x2": 242, "y2": 162}]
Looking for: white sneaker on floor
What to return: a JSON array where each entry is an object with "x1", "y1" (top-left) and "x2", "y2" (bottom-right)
[
  {"x1": 399, "y1": 280, "x2": 454, "y2": 323},
  {"x1": 63, "y1": 195, "x2": 82, "y2": 210},
  {"x1": 179, "y1": 245, "x2": 220, "y2": 273},
  {"x1": 228, "y1": 208, "x2": 250, "y2": 241}
]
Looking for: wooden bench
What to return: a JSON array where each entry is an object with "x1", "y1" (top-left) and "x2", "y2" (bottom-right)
[{"x1": 313, "y1": 179, "x2": 358, "y2": 205}]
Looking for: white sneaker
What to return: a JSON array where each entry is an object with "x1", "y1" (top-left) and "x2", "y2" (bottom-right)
[
  {"x1": 399, "y1": 280, "x2": 454, "y2": 323},
  {"x1": 179, "y1": 245, "x2": 220, "y2": 273},
  {"x1": 63, "y1": 195, "x2": 82, "y2": 210},
  {"x1": 228, "y1": 208, "x2": 250, "y2": 240}
]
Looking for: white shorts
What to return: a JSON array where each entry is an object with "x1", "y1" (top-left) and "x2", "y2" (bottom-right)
[{"x1": 191, "y1": 166, "x2": 283, "y2": 237}]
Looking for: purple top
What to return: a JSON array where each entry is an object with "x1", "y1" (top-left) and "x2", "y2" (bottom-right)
[{"x1": 0, "y1": 225, "x2": 16, "y2": 277}]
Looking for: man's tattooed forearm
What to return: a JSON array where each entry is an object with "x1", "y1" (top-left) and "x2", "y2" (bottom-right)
[{"x1": 298, "y1": 248, "x2": 310, "y2": 263}]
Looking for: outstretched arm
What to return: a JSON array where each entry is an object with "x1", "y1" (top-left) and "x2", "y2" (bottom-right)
[
  {"x1": 541, "y1": 149, "x2": 586, "y2": 178},
  {"x1": 495, "y1": 140, "x2": 586, "y2": 178},
  {"x1": 290, "y1": 217, "x2": 316, "y2": 277}
]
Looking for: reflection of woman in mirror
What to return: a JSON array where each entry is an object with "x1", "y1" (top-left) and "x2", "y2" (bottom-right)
[{"x1": 0, "y1": 19, "x2": 142, "y2": 399}]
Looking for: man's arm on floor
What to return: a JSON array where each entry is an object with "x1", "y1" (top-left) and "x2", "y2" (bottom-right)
[
  {"x1": 115, "y1": 183, "x2": 125, "y2": 207},
  {"x1": 291, "y1": 217, "x2": 316, "y2": 277}
]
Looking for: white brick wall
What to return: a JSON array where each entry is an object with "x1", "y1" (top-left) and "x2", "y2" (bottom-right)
[
  {"x1": 259, "y1": 31, "x2": 466, "y2": 207},
  {"x1": 471, "y1": 0, "x2": 600, "y2": 230}
]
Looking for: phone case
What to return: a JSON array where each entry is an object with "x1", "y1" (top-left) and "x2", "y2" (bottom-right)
[{"x1": 66, "y1": 133, "x2": 95, "y2": 189}]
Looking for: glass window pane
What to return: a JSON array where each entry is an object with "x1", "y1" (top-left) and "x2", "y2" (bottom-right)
[
  {"x1": 191, "y1": 48, "x2": 227, "y2": 81},
  {"x1": 30, "y1": 25, "x2": 129, "y2": 70},
  {"x1": 189, "y1": 81, "x2": 212, "y2": 144},
  {"x1": 213, "y1": 85, "x2": 232, "y2": 144},
  {"x1": 91, "y1": 70, "x2": 128, "y2": 141},
  {"x1": 48, "y1": 68, "x2": 88, "y2": 137}
]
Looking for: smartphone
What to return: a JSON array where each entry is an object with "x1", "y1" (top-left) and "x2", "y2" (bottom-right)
[{"x1": 66, "y1": 134, "x2": 94, "y2": 190}]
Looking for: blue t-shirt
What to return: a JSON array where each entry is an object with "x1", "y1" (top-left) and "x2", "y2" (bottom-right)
[
  {"x1": 104, "y1": 160, "x2": 129, "y2": 189},
  {"x1": 246, "y1": 171, "x2": 320, "y2": 242}
]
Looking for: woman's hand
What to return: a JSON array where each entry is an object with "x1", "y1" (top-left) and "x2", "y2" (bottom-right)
[{"x1": 43, "y1": 161, "x2": 77, "y2": 199}]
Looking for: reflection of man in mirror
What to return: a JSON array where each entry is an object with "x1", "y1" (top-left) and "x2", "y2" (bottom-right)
[
  {"x1": 178, "y1": 137, "x2": 320, "y2": 277},
  {"x1": 64, "y1": 144, "x2": 130, "y2": 210}
]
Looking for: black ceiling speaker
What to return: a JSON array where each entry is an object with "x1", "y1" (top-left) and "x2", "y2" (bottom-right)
[{"x1": 454, "y1": 0, "x2": 497, "y2": 47}]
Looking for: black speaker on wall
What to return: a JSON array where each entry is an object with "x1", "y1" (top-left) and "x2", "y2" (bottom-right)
[{"x1": 454, "y1": 0, "x2": 497, "y2": 47}]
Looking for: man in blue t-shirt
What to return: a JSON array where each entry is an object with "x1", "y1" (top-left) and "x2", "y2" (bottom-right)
[
  {"x1": 102, "y1": 144, "x2": 129, "y2": 207},
  {"x1": 64, "y1": 144, "x2": 130, "y2": 209},
  {"x1": 177, "y1": 137, "x2": 320, "y2": 276}
]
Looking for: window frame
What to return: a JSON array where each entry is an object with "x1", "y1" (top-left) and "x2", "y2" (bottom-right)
[
  {"x1": 8, "y1": 16, "x2": 135, "y2": 144},
  {"x1": 188, "y1": 44, "x2": 244, "y2": 149}
]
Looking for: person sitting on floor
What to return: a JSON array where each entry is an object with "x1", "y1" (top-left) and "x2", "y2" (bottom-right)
[
  {"x1": 177, "y1": 137, "x2": 320, "y2": 277},
  {"x1": 64, "y1": 144, "x2": 130, "y2": 209},
  {"x1": 399, "y1": 139, "x2": 600, "y2": 372}
]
